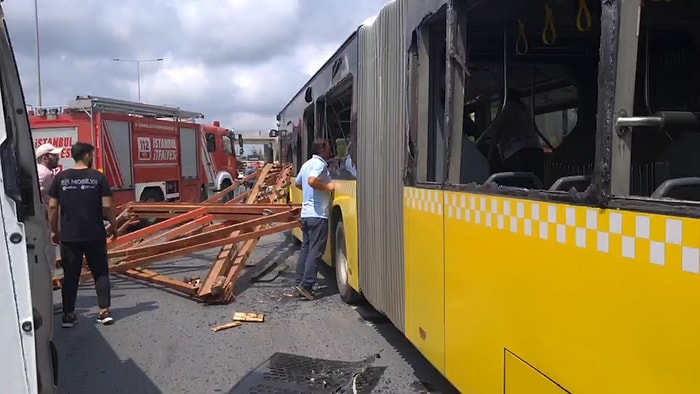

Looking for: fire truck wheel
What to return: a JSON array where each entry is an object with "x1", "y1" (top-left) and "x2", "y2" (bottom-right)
[
  {"x1": 220, "y1": 180, "x2": 235, "y2": 202},
  {"x1": 334, "y1": 220, "x2": 363, "y2": 305},
  {"x1": 139, "y1": 188, "x2": 164, "y2": 226},
  {"x1": 219, "y1": 181, "x2": 231, "y2": 202}
]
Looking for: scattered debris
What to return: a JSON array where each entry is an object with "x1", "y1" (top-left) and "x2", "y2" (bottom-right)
[
  {"x1": 211, "y1": 312, "x2": 265, "y2": 333},
  {"x1": 232, "y1": 312, "x2": 265, "y2": 322},
  {"x1": 210, "y1": 321, "x2": 242, "y2": 332},
  {"x1": 52, "y1": 163, "x2": 300, "y2": 304}
]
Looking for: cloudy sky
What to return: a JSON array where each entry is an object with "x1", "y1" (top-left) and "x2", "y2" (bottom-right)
[{"x1": 5, "y1": 0, "x2": 388, "y2": 134}]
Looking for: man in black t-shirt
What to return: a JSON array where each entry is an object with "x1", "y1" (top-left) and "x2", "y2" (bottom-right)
[{"x1": 48, "y1": 142, "x2": 118, "y2": 328}]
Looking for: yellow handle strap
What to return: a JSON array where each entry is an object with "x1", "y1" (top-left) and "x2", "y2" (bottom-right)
[
  {"x1": 576, "y1": 0, "x2": 592, "y2": 32},
  {"x1": 542, "y1": 3, "x2": 557, "y2": 45},
  {"x1": 516, "y1": 18, "x2": 529, "y2": 55}
]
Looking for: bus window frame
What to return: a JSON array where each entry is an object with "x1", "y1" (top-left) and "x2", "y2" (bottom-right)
[
  {"x1": 598, "y1": 0, "x2": 700, "y2": 218},
  {"x1": 407, "y1": 8, "x2": 447, "y2": 190},
  {"x1": 602, "y1": 0, "x2": 641, "y2": 199},
  {"x1": 408, "y1": 0, "x2": 610, "y2": 209}
]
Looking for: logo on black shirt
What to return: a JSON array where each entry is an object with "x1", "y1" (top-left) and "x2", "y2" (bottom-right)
[{"x1": 60, "y1": 177, "x2": 99, "y2": 191}]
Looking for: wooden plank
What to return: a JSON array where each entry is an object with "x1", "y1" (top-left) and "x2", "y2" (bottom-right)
[
  {"x1": 232, "y1": 312, "x2": 264, "y2": 322},
  {"x1": 210, "y1": 321, "x2": 241, "y2": 332},
  {"x1": 130, "y1": 212, "x2": 296, "y2": 222},
  {"x1": 197, "y1": 163, "x2": 274, "y2": 297},
  {"x1": 227, "y1": 190, "x2": 250, "y2": 204},
  {"x1": 122, "y1": 268, "x2": 199, "y2": 295},
  {"x1": 217, "y1": 237, "x2": 258, "y2": 300},
  {"x1": 126, "y1": 204, "x2": 296, "y2": 214},
  {"x1": 55, "y1": 163, "x2": 299, "y2": 303},
  {"x1": 204, "y1": 169, "x2": 260, "y2": 203},
  {"x1": 108, "y1": 207, "x2": 208, "y2": 249},
  {"x1": 208, "y1": 164, "x2": 295, "y2": 300},
  {"x1": 135, "y1": 214, "x2": 214, "y2": 247},
  {"x1": 109, "y1": 221, "x2": 298, "y2": 274},
  {"x1": 109, "y1": 209, "x2": 298, "y2": 259}
]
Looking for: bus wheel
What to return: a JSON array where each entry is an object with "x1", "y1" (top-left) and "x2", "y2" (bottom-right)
[{"x1": 334, "y1": 220, "x2": 363, "y2": 304}]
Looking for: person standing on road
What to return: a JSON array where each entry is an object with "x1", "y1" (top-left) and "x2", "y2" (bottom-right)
[
  {"x1": 292, "y1": 139, "x2": 335, "y2": 300},
  {"x1": 48, "y1": 142, "x2": 118, "y2": 327},
  {"x1": 35, "y1": 143, "x2": 63, "y2": 208}
]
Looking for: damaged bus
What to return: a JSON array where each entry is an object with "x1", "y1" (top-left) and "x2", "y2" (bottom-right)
[{"x1": 277, "y1": 0, "x2": 700, "y2": 392}]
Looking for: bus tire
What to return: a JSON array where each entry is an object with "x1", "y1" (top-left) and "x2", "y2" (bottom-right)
[{"x1": 334, "y1": 220, "x2": 363, "y2": 304}]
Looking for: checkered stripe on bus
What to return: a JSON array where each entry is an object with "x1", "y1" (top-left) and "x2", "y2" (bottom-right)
[{"x1": 403, "y1": 187, "x2": 700, "y2": 275}]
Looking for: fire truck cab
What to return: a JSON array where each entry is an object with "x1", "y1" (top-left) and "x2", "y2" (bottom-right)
[
  {"x1": 199, "y1": 120, "x2": 243, "y2": 196},
  {"x1": 28, "y1": 96, "x2": 240, "y2": 209}
]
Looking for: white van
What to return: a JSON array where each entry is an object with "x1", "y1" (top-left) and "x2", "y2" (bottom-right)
[{"x1": 0, "y1": 3, "x2": 58, "y2": 393}]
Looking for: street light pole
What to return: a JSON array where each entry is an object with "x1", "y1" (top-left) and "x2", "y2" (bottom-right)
[
  {"x1": 136, "y1": 61, "x2": 141, "y2": 102},
  {"x1": 34, "y1": 0, "x2": 42, "y2": 106},
  {"x1": 112, "y1": 58, "x2": 164, "y2": 102}
]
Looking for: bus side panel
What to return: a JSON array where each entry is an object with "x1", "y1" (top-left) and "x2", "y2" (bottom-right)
[
  {"x1": 404, "y1": 187, "x2": 445, "y2": 374},
  {"x1": 290, "y1": 179, "x2": 361, "y2": 292},
  {"x1": 356, "y1": 0, "x2": 407, "y2": 331},
  {"x1": 442, "y1": 191, "x2": 700, "y2": 394},
  {"x1": 290, "y1": 186, "x2": 303, "y2": 242},
  {"x1": 330, "y1": 180, "x2": 360, "y2": 290}
]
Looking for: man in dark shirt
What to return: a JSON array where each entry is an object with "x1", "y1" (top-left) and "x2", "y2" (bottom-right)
[{"x1": 48, "y1": 142, "x2": 118, "y2": 328}]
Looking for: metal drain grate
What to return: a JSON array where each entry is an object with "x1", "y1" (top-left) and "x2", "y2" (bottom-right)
[{"x1": 228, "y1": 352, "x2": 385, "y2": 394}]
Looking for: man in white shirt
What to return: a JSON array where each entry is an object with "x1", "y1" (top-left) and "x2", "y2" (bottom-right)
[
  {"x1": 292, "y1": 139, "x2": 335, "y2": 300},
  {"x1": 36, "y1": 143, "x2": 63, "y2": 207}
]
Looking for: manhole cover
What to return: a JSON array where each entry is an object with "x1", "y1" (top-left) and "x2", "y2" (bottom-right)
[{"x1": 229, "y1": 352, "x2": 385, "y2": 393}]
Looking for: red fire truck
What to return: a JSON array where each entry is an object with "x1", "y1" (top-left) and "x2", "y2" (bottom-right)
[{"x1": 28, "y1": 95, "x2": 242, "y2": 210}]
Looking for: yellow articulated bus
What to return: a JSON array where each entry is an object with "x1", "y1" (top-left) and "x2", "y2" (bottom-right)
[{"x1": 277, "y1": 0, "x2": 700, "y2": 392}]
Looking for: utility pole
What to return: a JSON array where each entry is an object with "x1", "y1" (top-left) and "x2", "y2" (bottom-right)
[
  {"x1": 34, "y1": 0, "x2": 42, "y2": 106},
  {"x1": 112, "y1": 58, "x2": 163, "y2": 102}
]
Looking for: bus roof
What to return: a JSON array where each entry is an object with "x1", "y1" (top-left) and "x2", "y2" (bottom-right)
[{"x1": 276, "y1": 0, "x2": 449, "y2": 118}]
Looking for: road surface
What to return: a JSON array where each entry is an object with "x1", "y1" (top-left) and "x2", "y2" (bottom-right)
[{"x1": 52, "y1": 233, "x2": 458, "y2": 394}]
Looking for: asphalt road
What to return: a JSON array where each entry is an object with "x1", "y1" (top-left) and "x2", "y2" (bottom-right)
[{"x1": 52, "y1": 232, "x2": 459, "y2": 394}]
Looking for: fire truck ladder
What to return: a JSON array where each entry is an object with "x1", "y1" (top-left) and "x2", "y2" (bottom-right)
[{"x1": 68, "y1": 95, "x2": 205, "y2": 120}]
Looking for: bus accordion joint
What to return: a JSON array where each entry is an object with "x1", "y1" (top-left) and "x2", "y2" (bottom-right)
[
  {"x1": 576, "y1": 0, "x2": 592, "y2": 32},
  {"x1": 516, "y1": 18, "x2": 529, "y2": 55},
  {"x1": 541, "y1": 2, "x2": 557, "y2": 46}
]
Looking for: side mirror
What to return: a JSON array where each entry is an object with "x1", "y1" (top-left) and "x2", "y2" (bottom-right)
[
  {"x1": 237, "y1": 134, "x2": 244, "y2": 147},
  {"x1": 268, "y1": 129, "x2": 278, "y2": 138}
]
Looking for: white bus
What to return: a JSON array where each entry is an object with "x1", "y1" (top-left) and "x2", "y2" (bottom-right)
[{"x1": 0, "y1": 3, "x2": 58, "y2": 393}]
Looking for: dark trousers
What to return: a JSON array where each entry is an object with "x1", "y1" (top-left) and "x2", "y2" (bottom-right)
[
  {"x1": 295, "y1": 217, "x2": 329, "y2": 288},
  {"x1": 60, "y1": 239, "x2": 111, "y2": 314}
]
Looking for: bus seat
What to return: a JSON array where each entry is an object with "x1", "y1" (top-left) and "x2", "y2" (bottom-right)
[
  {"x1": 484, "y1": 172, "x2": 543, "y2": 189},
  {"x1": 548, "y1": 175, "x2": 591, "y2": 192},
  {"x1": 650, "y1": 177, "x2": 700, "y2": 202}
]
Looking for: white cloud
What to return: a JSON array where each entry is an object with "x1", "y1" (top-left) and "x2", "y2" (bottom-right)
[
  {"x1": 293, "y1": 43, "x2": 342, "y2": 77},
  {"x1": 5, "y1": 0, "x2": 388, "y2": 133}
]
